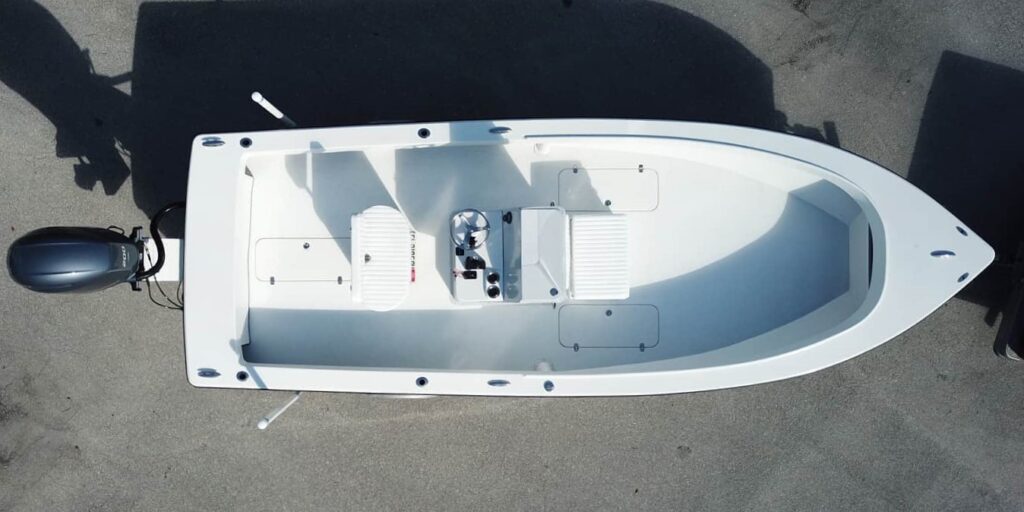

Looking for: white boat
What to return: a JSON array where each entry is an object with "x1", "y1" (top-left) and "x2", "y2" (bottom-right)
[{"x1": 170, "y1": 118, "x2": 992, "y2": 396}]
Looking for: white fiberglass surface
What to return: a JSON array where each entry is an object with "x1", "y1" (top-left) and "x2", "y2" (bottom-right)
[{"x1": 240, "y1": 140, "x2": 864, "y2": 372}]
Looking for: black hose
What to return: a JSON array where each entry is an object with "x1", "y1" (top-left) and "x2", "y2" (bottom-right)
[{"x1": 135, "y1": 201, "x2": 186, "y2": 281}]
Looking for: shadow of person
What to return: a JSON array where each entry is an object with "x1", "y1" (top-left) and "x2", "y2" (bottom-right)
[
  {"x1": 0, "y1": 0, "x2": 131, "y2": 195},
  {"x1": 907, "y1": 50, "x2": 1024, "y2": 356}
]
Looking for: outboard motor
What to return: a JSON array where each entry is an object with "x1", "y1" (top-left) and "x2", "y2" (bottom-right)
[
  {"x1": 8, "y1": 226, "x2": 142, "y2": 293},
  {"x1": 7, "y1": 202, "x2": 184, "y2": 293}
]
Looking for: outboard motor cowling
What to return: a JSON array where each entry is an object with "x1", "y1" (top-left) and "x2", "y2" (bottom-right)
[
  {"x1": 7, "y1": 202, "x2": 185, "y2": 294},
  {"x1": 7, "y1": 227, "x2": 142, "y2": 293}
]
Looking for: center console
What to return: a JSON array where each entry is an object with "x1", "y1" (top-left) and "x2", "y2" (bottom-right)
[{"x1": 450, "y1": 207, "x2": 569, "y2": 305}]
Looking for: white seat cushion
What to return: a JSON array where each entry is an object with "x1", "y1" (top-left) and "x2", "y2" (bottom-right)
[
  {"x1": 351, "y1": 206, "x2": 412, "y2": 311},
  {"x1": 570, "y1": 214, "x2": 629, "y2": 300}
]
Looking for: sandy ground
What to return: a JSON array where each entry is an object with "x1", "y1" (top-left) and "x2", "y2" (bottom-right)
[{"x1": 1, "y1": 0, "x2": 1023, "y2": 510}]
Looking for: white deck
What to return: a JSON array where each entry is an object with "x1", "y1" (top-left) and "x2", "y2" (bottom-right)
[
  {"x1": 183, "y1": 120, "x2": 993, "y2": 395},
  {"x1": 242, "y1": 141, "x2": 858, "y2": 372}
]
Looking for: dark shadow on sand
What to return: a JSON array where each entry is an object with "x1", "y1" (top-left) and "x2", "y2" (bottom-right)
[
  {"x1": 1, "y1": 0, "x2": 788, "y2": 238},
  {"x1": 907, "y1": 50, "x2": 1024, "y2": 356}
]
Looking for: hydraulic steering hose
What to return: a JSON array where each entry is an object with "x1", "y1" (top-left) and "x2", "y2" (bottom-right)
[{"x1": 135, "y1": 201, "x2": 186, "y2": 281}]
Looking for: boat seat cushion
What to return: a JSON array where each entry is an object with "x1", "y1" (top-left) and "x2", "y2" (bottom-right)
[
  {"x1": 351, "y1": 205, "x2": 412, "y2": 311},
  {"x1": 570, "y1": 214, "x2": 630, "y2": 300}
]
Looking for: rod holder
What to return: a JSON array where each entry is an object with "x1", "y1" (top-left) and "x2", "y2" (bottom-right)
[{"x1": 251, "y1": 91, "x2": 297, "y2": 128}]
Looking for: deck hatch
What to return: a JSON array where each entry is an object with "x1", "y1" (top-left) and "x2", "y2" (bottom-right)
[
  {"x1": 255, "y1": 237, "x2": 351, "y2": 282},
  {"x1": 558, "y1": 304, "x2": 659, "y2": 348},
  {"x1": 558, "y1": 168, "x2": 659, "y2": 211}
]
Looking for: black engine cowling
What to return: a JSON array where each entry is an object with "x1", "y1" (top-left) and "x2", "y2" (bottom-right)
[{"x1": 7, "y1": 227, "x2": 141, "y2": 293}]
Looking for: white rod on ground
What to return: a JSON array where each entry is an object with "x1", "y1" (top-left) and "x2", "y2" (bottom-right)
[
  {"x1": 251, "y1": 91, "x2": 297, "y2": 128},
  {"x1": 257, "y1": 391, "x2": 302, "y2": 430}
]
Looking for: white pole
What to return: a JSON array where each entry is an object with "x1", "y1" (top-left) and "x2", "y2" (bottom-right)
[
  {"x1": 251, "y1": 91, "x2": 297, "y2": 128},
  {"x1": 257, "y1": 391, "x2": 302, "y2": 430}
]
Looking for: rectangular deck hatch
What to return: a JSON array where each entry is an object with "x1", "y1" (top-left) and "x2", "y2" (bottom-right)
[
  {"x1": 558, "y1": 168, "x2": 659, "y2": 211},
  {"x1": 255, "y1": 237, "x2": 352, "y2": 282},
  {"x1": 558, "y1": 304, "x2": 659, "y2": 348}
]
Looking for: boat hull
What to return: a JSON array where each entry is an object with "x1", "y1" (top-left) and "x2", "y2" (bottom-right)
[{"x1": 183, "y1": 120, "x2": 993, "y2": 396}]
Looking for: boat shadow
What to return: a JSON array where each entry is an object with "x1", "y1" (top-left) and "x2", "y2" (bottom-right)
[
  {"x1": 1, "y1": 0, "x2": 795, "y2": 239},
  {"x1": 906, "y1": 50, "x2": 1024, "y2": 357}
]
